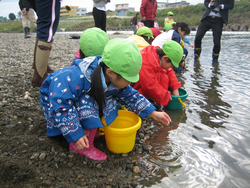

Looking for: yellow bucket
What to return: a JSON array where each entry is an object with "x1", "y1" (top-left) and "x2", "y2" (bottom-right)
[{"x1": 100, "y1": 110, "x2": 141, "y2": 154}]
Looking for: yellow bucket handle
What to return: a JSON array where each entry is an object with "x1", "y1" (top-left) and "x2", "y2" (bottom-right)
[
  {"x1": 178, "y1": 98, "x2": 186, "y2": 107},
  {"x1": 98, "y1": 105, "x2": 128, "y2": 135},
  {"x1": 120, "y1": 105, "x2": 128, "y2": 111},
  {"x1": 98, "y1": 128, "x2": 105, "y2": 135}
]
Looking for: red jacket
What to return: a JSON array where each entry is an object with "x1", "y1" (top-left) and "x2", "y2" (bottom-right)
[
  {"x1": 140, "y1": 0, "x2": 157, "y2": 21},
  {"x1": 132, "y1": 45, "x2": 181, "y2": 106}
]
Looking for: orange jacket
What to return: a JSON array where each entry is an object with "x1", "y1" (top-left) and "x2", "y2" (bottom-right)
[{"x1": 132, "y1": 45, "x2": 181, "y2": 106}]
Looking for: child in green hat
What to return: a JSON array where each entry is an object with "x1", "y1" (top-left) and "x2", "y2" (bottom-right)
[
  {"x1": 40, "y1": 38, "x2": 172, "y2": 161},
  {"x1": 132, "y1": 40, "x2": 183, "y2": 107},
  {"x1": 127, "y1": 26, "x2": 154, "y2": 50},
  {"x1": 152, "y1": 22, "x2": 192, "y2": 70},
  {"x1": 164, "y1": 11, "x2": 174, "y2": 26},
  {"x1": 71, "y1": 27, "x2": 109, "y2": 66}
]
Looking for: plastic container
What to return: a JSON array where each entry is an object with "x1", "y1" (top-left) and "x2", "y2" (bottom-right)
[
  {"x1": 100, "y1": 110, "x2": 141, "y2": 153},
  {"x1": 166, "y1": 88, "x2": 188, "y2": 110}
]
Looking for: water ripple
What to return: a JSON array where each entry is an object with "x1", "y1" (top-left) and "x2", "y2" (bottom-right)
[{"x1": 134, "y1": 32, "x2": 250, "y2": 187}]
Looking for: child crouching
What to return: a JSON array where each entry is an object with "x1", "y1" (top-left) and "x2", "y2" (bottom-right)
[{"x1": 40, "y1": 39, "x2": 172, "y2": 161}]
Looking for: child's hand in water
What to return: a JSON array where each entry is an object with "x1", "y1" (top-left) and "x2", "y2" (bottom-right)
[
  {"x1": 75, "y1": 135, "x2": 89, "y2": 150},
  {"x1": 148, "y1": 111, "x2": 172, "y2": 126},
  {"x1": 172, "y1": 89, "x2": 179, "y2": 96}
]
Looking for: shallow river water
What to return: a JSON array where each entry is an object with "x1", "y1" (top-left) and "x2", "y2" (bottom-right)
[{"x1": 134, "y1": 31, "x2": 250, "y2": 188}]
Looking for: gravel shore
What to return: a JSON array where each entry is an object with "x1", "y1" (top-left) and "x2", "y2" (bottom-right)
[{"x1": 0, "y1": 32, "x2": 163, "y2": 187}]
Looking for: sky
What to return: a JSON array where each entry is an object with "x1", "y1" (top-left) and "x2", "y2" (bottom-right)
[{"x1": 0, "y1": 0, "x2": 202, "y2": 18}]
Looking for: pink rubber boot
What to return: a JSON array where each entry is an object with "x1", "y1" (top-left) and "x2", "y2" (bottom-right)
[{"x1": 69, "y1": 128, "x2": 107, "y2": 161}]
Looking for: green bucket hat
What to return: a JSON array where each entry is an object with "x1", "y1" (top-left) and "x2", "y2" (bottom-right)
[
  {"x1": 102, "y1": 38, "x2": 142, "y2": 83},
  {"x1": 79, "y1": 27, "x2": 109, "y2": 57},
  {"x1": 136, "y1": 26, "x2": 154, "y2": 39},
  {"x1": 162, "y1": 40, "x2": 183, "y2": 68},
  {"x1": 167, "y1": 11, "x2": 174, "y2": 16},
  {"x1": 164, "y1": 23, "x2": 173, "y2": 31}
]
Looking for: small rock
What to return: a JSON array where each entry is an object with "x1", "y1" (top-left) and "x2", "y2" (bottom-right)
[
  {"x1": 58, "y1": 153, "x2": 67, "y2": 158},
  {"x1": 76, "y1": 174, "x2": 85, "y2": 179},
  {"x1": 39, "y1": 153, "x2": 46, "y2": 161},
  {"x1": 68, "y1": 162, "x2": 74, "y2": 167},
  {"x1": 48, "y1": 171, "x2": 56, "y2": 177},
  {"x1": 141, "y1": 171, "x2": 147, "y2": 178},
  {"x1": 96, "y1": 163, "x2": 102, "y2": 169},
  {"x1": 28, "y1": 117, "x2": 33, "y2": 122},
  {"x1": 5, "y1": 124, "x2": 15, "y2": 129},
  {"x1": 54, "y1": 156, "x2": 60, "y2": 162},
  {"x1": 133, "y1": 166, "x2": 140, "y2": 173},
  {"x1": 122, "y1": 153, "x2": 128, "y2": 157},
  {"x1": 107, "y1": 177, "x2": 113, "y2": 182},
  {"x1": 30, "y1": 153, "x2": 39, "y2": 160},
  {"x1": 142, "y1": 145, "x2": 150, "y2": 152},
  {"x1": 139, "y1": 133, "x2": 145, "y2": 138},
  {"x1": 126, "y1": 164, "x2": 134, "y2": 171},
  {"x1": 51, "y1": 146, "x2": 55, "y2": 152}
]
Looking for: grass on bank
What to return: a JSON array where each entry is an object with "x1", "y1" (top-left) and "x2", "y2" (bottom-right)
[{"x1": 0, "y1": 1, "x2": 249, "y2": 33}]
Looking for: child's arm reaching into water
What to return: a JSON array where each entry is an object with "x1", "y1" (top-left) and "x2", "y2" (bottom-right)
[{"x1": 148, "y1": 111, "x2": 172, "y2": 126}]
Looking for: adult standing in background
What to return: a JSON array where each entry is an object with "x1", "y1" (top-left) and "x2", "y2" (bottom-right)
[
  {"x1": 27, "y1": 0, "x2": 61, "y2": 87},
  {"x1": 140, "y1": 0, "x2": 157, "y2": 28},
  {"x1": 18, "y1": 0, "x2": 37, "y2": 39},
  {"x1": 194, "y1": 0, "x2": 234, "y2": 62},
  {"x1": 132, "y1": 13, "x2": 139, "y2": 34},
  {"x1": 93, "y1": 0, "x2": 110, "y2": 32}
]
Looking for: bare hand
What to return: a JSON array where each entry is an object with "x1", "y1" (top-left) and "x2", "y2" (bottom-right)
[
  {"x1": 142, "y1": 17, "x2": 146, "y2": 21},
  {"x1": 22, "y1": 9, "x2": 27, "y2": 14},
  {"x1": 148, "y1": 111, "x2": 172, "y2": 126},
  {"x1": 172, "y1": 89, "x2": 179, "y2": 96},
  {"x1": 75, "y1": 135, "x2": 89, "y2": 150},
  {"x1": 190, "y1": 43, "x2": 194, "y2": 48}
]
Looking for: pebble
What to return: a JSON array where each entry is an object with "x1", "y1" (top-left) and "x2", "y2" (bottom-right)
[
  {"x1": 39, "y1": 153, "x2": 47, "y2": 161},
  {"x1": 76, "y1": 174, "x2": 85, "y2": 179},
  {"x1": 133, "y1": 166, "x2": 140, "y2": 173},
  {"x1": 68, "y1": 162, "x2": 74, "y2": 167},
  {"x1": 96, "y1": 163, "x2": 102, "y2": 169},
  {"x1": 30, "y1": 153, "x2": 39, "y2": 160},
  {"x1": 5, "y1": 124, "x2": 15, "y2": 129},
  {"x1": 122, "y1": 153, "x2": 128, "y2": 157}
]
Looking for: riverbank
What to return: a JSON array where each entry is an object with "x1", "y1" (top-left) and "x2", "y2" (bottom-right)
[{"x1": 0, "y1": 32, "x2": 166, "y2": 187}]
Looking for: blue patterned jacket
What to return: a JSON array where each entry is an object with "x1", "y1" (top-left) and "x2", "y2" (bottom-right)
[{"x1": 40, "y1": 56, "x2": 155, "y2": 143}]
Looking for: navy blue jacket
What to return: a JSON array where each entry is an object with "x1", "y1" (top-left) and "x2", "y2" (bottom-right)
[{"x1": 201, "y1": 0, "x2": 234, "y2": 25}]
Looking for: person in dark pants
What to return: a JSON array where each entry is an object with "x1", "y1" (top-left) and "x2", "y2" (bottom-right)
[
  {"x1": 132, "y1": 13, "x2": 139, "y2": 34},
  {"x1": 93, "y1": 0, "x2": 110, "y2": 32},
  {"x1": 194, "y1": 0, "x2": 234, "y2": 62},
  {"x1": 27, "y1": 0, "x2": 61, "y2": 87},
  {"x1": 140, "y1": 0, "x2": 157, "y2": 28}
]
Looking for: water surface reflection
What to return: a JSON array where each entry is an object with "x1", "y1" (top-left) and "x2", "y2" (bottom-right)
[{"x1": 134, "y1": 32, "x2": 250, "y2": 188}]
